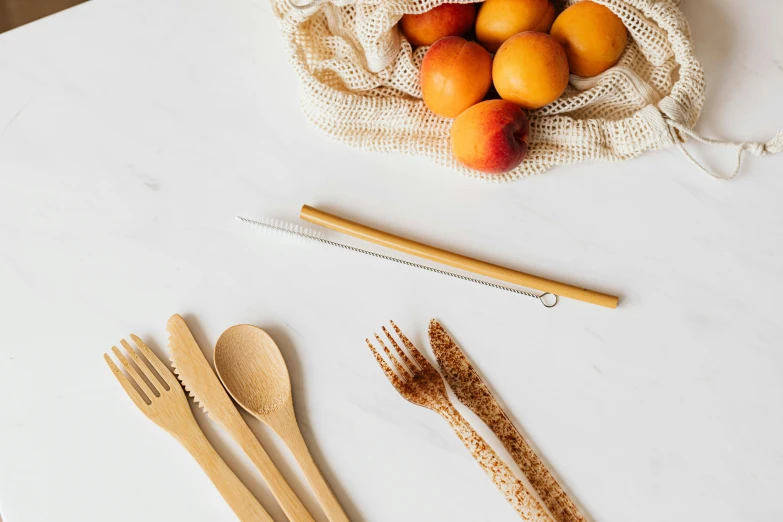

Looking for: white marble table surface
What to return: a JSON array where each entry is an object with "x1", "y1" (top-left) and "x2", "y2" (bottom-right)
[{"x1": 1, "y1": 0, "x2": 782, "y2": 521}]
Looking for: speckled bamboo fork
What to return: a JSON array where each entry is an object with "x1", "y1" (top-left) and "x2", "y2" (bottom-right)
[{"x1": 365, "y1": 321, "x2": 554, "y2": 522}]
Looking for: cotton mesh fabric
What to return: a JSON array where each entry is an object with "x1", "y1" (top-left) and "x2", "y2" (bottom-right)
[{"x1": 272, "y1": 0, "x2": 705, "y2": 181}]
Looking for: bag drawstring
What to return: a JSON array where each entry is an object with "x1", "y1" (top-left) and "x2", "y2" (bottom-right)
[{"x1": 666, "y1": 119, "x2": 783, "y2": 181}]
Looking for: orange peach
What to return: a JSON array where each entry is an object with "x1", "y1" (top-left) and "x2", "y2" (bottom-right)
[
  {"x1": 492, "y1": 31, "x2": 569, "y2": 109},
  {"x1": 475, "y1": 0, "x2": 556, "y2": 52},
  {"x1": 400, "y1": 3, "x2": 477, "y2": 48},
  {"x1": 550, "y1": 1, "x2": 628, "y2": 77},
  {"x1": 421, "y1": 36, "x2": 492, "y2": 118},
  {"x1": 451, "y1": 100, "x2": 530, "y2": 174}
]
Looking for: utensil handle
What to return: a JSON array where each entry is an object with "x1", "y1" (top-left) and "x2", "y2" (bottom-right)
[
  {"x1": 479, "y1": 403, "x2": 586, "y2": 522},
  {"x1": 438, "y1": 403, "x2": 554, "y2": 522},
  {"x1": 178, "y1": 424, "x2": 273, "y2": 522},
  {"x1": 233, "y1": 424, "x2": 317, "y2": 522},
  {"x1": 300, "y1": 205, "x2": 618, "y2": 309},
  {"x1": 282, "y1": 422, "x2": 350, "y2": 522}
]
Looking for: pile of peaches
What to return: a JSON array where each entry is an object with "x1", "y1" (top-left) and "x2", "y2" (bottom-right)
[{"x1": 400, "y1": 0, "x2": 628, "y2": 174}]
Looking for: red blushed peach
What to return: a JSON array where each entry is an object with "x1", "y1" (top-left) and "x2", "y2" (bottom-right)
[
  {"x1": 400, "y1": 3, "x2": 477, "y2": 48},
  {"x1": 421, "y1": 36, "x2": 492, "y2": 118},
  {"x1": 451, "y1": 100, "x2": 530, "y2": 174}
]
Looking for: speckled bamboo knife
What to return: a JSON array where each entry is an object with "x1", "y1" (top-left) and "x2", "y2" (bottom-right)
[
  {"x1": 366, "y1": 321, "x2": 554, "y2": 521},
  {"x1": 429, "y1": 320, "x2": 587, "y2": 522}
]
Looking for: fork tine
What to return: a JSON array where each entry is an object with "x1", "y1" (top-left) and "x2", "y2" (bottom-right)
[
  {"x1": 121, "y1": 339, "x2": 165, "y2": 394},
  {"x1": 130, "y1": 334, "x2": 176, "y2": 390},
  {"x1": 381, "y1": 326, "x2": 417, "y2": 372},
  {"x1": 389, "y1": 320, "x2": 430, "y2": 369},
  {"x1": 104, "y1": 353, "x2": 150, "y2": 408},
  {"x1": 112, "y1": 345, "x2": 157, "y2": 400},
  {"x1": 374, "y1": 333, "x2": 411, "y2": 379},
  {"x1": 365, "y1": 338, "x2": 404, "y2": 388}
]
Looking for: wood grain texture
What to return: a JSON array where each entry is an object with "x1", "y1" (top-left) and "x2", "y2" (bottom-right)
[
  {"x1": 366, "y1": 321, "x2": 555, "y2": 521},
  {"x1": 215, "y1": 324, "x2": 350, "y2": 522},
  {"x1": 166, "y1": 314, "x2": 316, "y2": 522},
  {"x1": 300, "y1": 205, "x2": 619, "y2": 309},
  {"x1": 429, "y1": 320, "x2": 588, "y2": 522},
  {"x1": 104, "y1": 334, "x2": 271, "y2": 522}
]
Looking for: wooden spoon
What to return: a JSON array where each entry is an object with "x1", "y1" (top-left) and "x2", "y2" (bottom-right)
[{"x1": 214, "y1": 325, "x2": 350, "y2": 522}]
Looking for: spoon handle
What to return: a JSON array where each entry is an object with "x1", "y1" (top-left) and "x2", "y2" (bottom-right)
[{"x1": 271, "y1": 407, "x2": 350, "y2": 522}]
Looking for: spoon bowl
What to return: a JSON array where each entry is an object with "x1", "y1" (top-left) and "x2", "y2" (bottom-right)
[{"x1": 215, "y1": 325, "x2": 291, "y2": 416}]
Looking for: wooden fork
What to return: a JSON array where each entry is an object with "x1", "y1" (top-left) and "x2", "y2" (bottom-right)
[
  {"x1": 366, "y1": 322, "x2": 554, "y2": 522},
  {"x1": 104, "y1": 335, "x2": 272, "y2": 522}
]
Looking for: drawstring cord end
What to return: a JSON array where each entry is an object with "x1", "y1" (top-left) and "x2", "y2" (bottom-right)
[
  {"x1": 666, "y1": 118, "x2": 782, "y2": 180},
  {"x1": 754, "y1": 129, "x2": 783, "y2": 156}
]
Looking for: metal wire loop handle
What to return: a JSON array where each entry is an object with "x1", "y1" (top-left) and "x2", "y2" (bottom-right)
[{"x1": 538, "y1": 293, "x2": 558, "y2": 308}]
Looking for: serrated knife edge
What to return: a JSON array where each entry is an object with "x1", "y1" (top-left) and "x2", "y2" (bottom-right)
[{"x1": 166, "y1": 314, "x2": 249, "y2": 432}]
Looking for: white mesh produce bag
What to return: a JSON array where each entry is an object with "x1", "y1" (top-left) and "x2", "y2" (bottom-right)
[{"x1": 271, "y1": 0, "x2": 782, "y2": 181}]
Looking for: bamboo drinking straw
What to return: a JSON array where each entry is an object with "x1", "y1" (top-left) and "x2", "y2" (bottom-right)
[{"x1": 300, "y1": 205, "x2": 619, "y2": 309}]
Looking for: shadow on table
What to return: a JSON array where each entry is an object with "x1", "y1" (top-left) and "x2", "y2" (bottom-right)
[
  {"x1": 679, "y1": 0, "x2": 736, "y2": 132},
  {"x1": 263, "y1": 323, "x2": 367, "y2": 522}
]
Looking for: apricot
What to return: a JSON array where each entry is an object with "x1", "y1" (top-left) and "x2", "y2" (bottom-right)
[
  {"x1": 492, "y1": 31, "x2": 569, "y2": 109},
  {"x1": 400, "y1": 3, "x2": 477, "y2": 48},
  {"x1": 550, "y1": 1, "x2": 628, "y2": 77},
  {"x1": 421, "y1": 36, "x2": 492, "y2": 118},
  {"x1": 475, "y1": 0, "x2": 556, "y2": 52},
  {"x1": 451, "y1": 100, "x2": 530, "y2": 174}
]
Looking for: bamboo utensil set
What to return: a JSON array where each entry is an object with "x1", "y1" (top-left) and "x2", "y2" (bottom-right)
[
  {"x1": 104, "y1": 203, "x2": 608, "y2": 520},
  {"x1": 105, "y1": 315, "x2": 348, "y2": 522},
  {"x1": 105, "y1": 316, "x2": 584, "y2": 521},
  {"x1": 366, "y1": 322, "x2": 554, "y2": 522},
  {"x1": 366, "y1": 320, "x2": 588, "y2": 522},
  {"x1": 104, "y1": 320, "x2": 586, "y2": 521}
]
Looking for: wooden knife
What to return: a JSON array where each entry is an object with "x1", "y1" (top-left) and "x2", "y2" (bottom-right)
[{"x1": 167, "y1": 314, "x2": 315, "y2": 522}]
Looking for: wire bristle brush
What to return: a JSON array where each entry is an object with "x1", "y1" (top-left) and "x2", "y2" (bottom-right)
[{"x1": 236, "y1": 216, "x2": 557, "y2": 308}]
